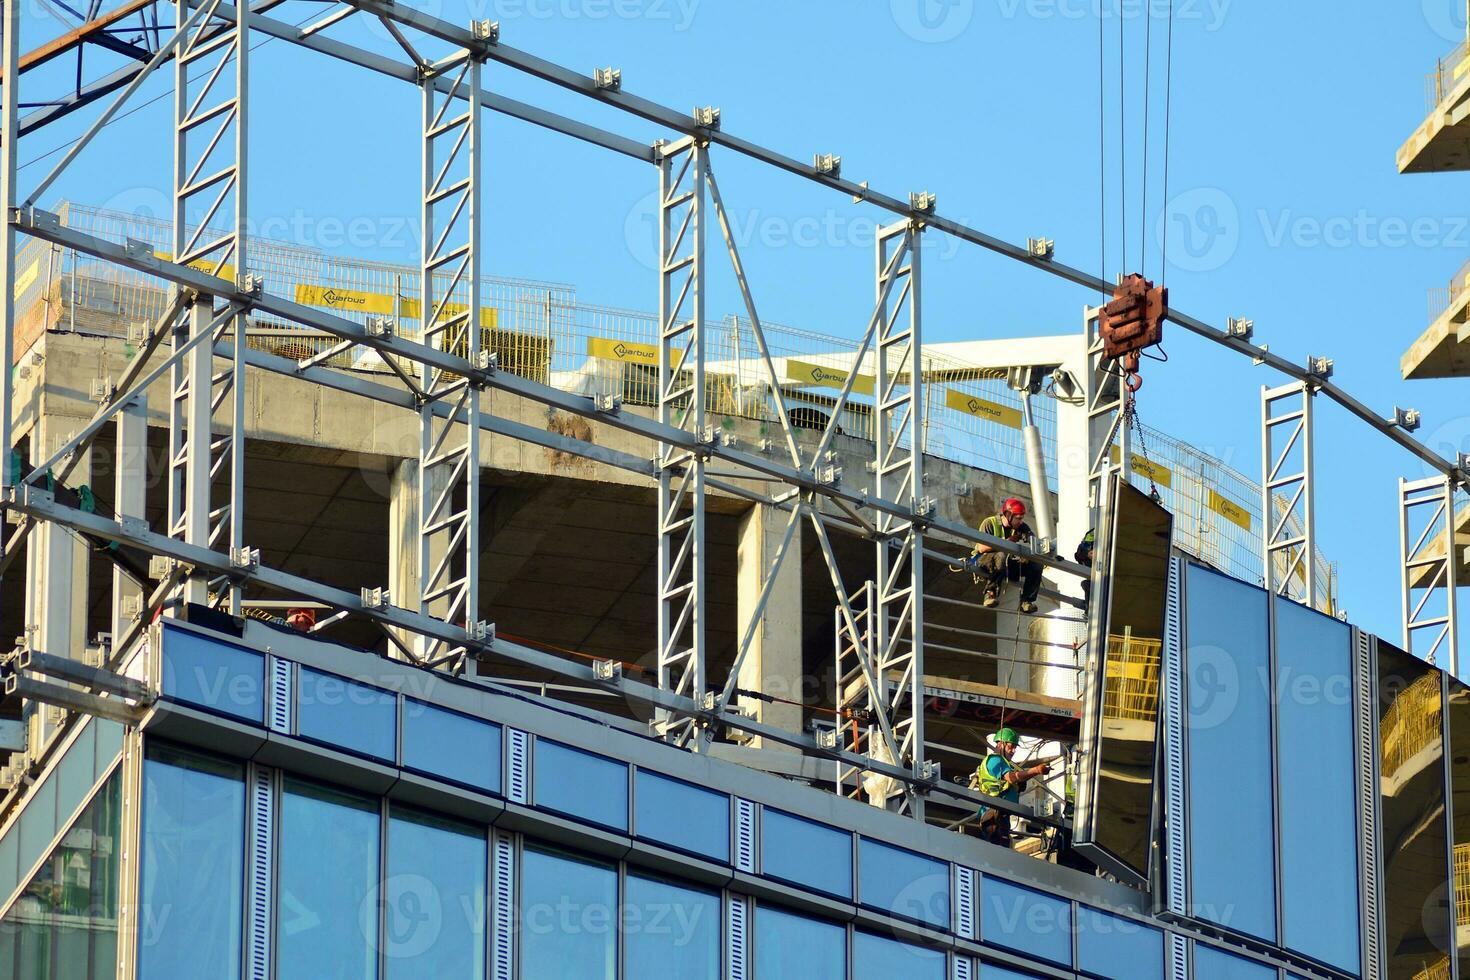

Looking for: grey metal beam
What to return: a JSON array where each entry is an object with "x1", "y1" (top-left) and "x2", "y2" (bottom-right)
[
  {"x1": 15, "y1": 647, "x2": 150, "y2": 700},
  {"x1": 4, "y1": 672, "x2": 146, "y2": 725}
]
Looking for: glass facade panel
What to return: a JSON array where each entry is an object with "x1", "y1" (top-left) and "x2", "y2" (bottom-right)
[
  {"x1": 624, "y1": 873, "x2": 721, "y2": 978},
  {"x1": 857, "y1": 838, "x2": 949, "y2": 929},
  {"x1": 1193, "y1": 943, "x2": 1277, "y2": 979},
  {"x1": 981, "y1": 876, "x2": 1071, "y2": 967},
  {"x1": 401, "y1": 699, "x2": 500, "y2": 794},
  {"x1": 297, "y1": 668, "x2": 397, "y2": 762},
  {"x1": 138, "y1": 744, "x2": 245, "y2": 980},
  {"x1": 0, "y1": 772, "x2": 121, "y2": 980},
  {"x1": 852, "y1": 931, "x2": 945, "y2": 979},
  {"x1": 161, "y1": 627, "x2": 264, "y2": 723},
  {"x1": 633, "y1": 770, "x2": 729, "y2": 862},
  {"x1": 1378, "y1": 641, "x2": 1453, "y2": 980},
  {"x1": 1075, "y1": 906, "x2": 1164, "y2": 980},
  {"x1": 761, "y1": 809, "x2": 851, "y2": 898},
  {"x1": 1086, "y1": 478, "x2": 1172, "y2": 881},
  {"x1": 753, "y1": 903, "x2": 845, "y2": 980},
  {"x1": 1184, "y1": 564, "x2": 1275, "y2": 940},
  {"x1": 277, "y1": 779, "x2": 381, "y2": 980},
  {"x1": 520, "y1": 846, "x2": 617, "y2": 979},
  {"x1": 1448, "y1": 678, "x2": 1470, "y2": 977},
  {"x1": 1276, "y1": 598, "x2": 1360, "y2": 973},
  {"x1": 533, "y1": 741, "x2": 628, "y2": 831},
  {"x1": 385, "y1": 808, "x2": 486, "y2": 980}
]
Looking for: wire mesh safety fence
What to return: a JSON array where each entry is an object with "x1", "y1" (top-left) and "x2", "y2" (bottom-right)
[
  {"x1": 26, "y1": 203, "x2": 1332, "y2": 603},
  {"x1": 1427, "y1": 38, "x2": 1470, "y2": 115}
]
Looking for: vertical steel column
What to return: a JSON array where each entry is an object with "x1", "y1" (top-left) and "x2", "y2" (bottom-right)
[
  {"x1": 1261, "y1": 382, "x2": 1316, "y2": 608},
  {"x1": 654, "y1": 137, "x2": 707, "y2": 746},
  {"x1": 1399, "y1": 475, "x2": 1462, "y2": 673},
  {"x1": 1084, "y1": 306, "x2": 1130, "y2": 515},
  {"x1": 169, "y1": 0, "x2": 250, "y2": 610},
  {"x1": 416, "y1": 51, "x2": 485, "y2": 667},
  {"x1": 873, "y1": 218, "x2": 926, "y2": 818},
  {"x1": 0, "y1": 0, "x2": 17, "y2": 506},
  {"x1": 112, "y1": 397, "x2": 148, "y2": 647}
]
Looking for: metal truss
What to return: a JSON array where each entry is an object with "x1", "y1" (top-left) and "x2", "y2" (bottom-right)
[
  {"x1": 167, "y1": 0, "x2": 249, "y2": 611},
  {"x1": 654, "y1": 137, "x2": 708, "y2": 745},
  {"x1": 415, "y1": 47, "x2": 487, "y2": 667},
  {"x1": 1399, "y1": 476, "x2": 1462, "y2": 672},
  {"x1": 1262, "y1": 381, "x2": 1317, "y2": 607},
  {"x1": 1085, "y1": 306, "x2": 1130, "y2": 515}
]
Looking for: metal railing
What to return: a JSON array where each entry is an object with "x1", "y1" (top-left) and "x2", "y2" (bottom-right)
[
  {"x1": 1427, "y1": 253, "x2": 1470, "y2": 324},
  {"x1": 1426, "y1": 39, "x2": 1470, "y2": 115},
  {"x1": 1380, "y1": 670, "x2": 1443, "y2": 780}
]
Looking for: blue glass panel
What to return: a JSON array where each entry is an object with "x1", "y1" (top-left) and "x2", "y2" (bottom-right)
[
  {"x1": 15, "y1": 780, "x2": 56, "y2": 885},
  {"x1": 1277, "y1": 598, "x2": 1361, "y2": 974},
  {"x1": 0, "y1": 830, "x2": 16, "y2": 906},
  {"x1": 385, "y1": 808, "x2": 486, "y2": 980},
  {"x1": 980, "y1": 877, "x2": 1071, "y2": 967},
  {"x1": 520, "y1": 846, "x2": 616, "y2": 979},
  {"x1": 400, "y1": 699, "x2": 500, "y2": 794},
  {"x1": 297, "y1": 668, "x2": 397, "y2": 762},
  {"x1": 753, "y1": 904, "x2": 845, "y2": 980},
  {"x1": 1194, "y1": 943, "x2": 1276, "y2": 979},
  {"x1": 1184, "y1": 564, "x2": 1275, "y2": 940},
  {"x1": 857, "y1": 838, "x2": 948, "y2": 928},
  {"x1": 138, "y1": 744, "x2": 245, "y2": 980},
  {"x1": 277, "y1": 779, "x2": 380, "y2": 980},
  {"x1": 852, "y1": 931, "x2": 945, "y2": 980},
  {"x1": 1075, "y1": 906, "x2": 1164, "y2": 980},
  {"x1": 761, "y1": 810, "x2": 851, "y2": 898},
  {"x1": 624, "y1": 874, "x2": 721, "y2": 978},
  {"x1": 633, "y1": 771, "x2": 729, "y2": 862},
  {"x1": 533, "y1": 741, "x2": 627, "y2": 830},
  {"x1": 161, "y1": 627, "x2": 264, "y2": 723},
  {"x1": 983, "y1": 968, "x2": 1043, "y2": 980}
]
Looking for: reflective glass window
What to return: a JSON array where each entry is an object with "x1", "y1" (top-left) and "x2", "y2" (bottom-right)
[
  {"x1": 980, "y1": 876, "x2": 1071, "y2": 967},
  {"x1": 857, "y1": 838, "x2": 949, "y2": 929},
  {"x1": 520, "y1": 846, "x2": 616, "y2": 979},
  {"x1": 1378, "y1": 641, "x2": 1452, "y2": 980},
  {"x1": 1448, "y1": 678, "x2": 1470, "y2": 977},
  {"x1": 385, "y1": 808, "x2": 485, "y2": 979},
  {"x1": 852, "y1": 931, "x2": 945, "y2": 980},
  {"x1": 983, "y1": 967, "x2": 1044, "y2": 980},
  {"x1": 160, "y1": 626, "x2": 264, "y2": 723},
  {"x1": 1085, "y1": 479, "x2": 1171, "y2": 881},
  {"x1": 401, "y1": 699, "x2": 500, "y2": 794},
  {"x1": 753, "y1": 904, "x2": 845, "y2": 980},
  {"x1": 1277, "y1": 598, "x2": 1361, "y2": 973},
  {"x1": 0, "y1": 772, "x2": 121, "y2": 980},
  {"x1": 624, "y1": 873, "x2": 721, "y2": 978},
  {"x1": 761, "y1": 809, "x2": 851, "y2": 898},
  {"x1": 297, "y1": 668, "x2": 397, "y2": 762},
  {"x1": 277, "y1": 779, "x2": 380, "y2": 980},
  {"x1": 1075, "y1": 906, "x2": 1164, "y2": 980},
  {"x1": 533, "y1": 741, "x2": 627, "y2": 831},
  {"x1": 633, "y1": 770, "x2": 729, "y2": 862},
  {"x1": 1193, "y1": 943, "x2": 1276, "y2": 979},
  {"x1": 1183, "y1": 564, "x2": 1275, "y2": 940},
  {"x1": 138, "y1": 745, "x2": 245, "y2": 980}
]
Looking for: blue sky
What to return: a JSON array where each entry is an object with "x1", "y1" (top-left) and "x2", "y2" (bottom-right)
[{"x1": 16, "y1": 0, "x2": 1470, "y2": 655}]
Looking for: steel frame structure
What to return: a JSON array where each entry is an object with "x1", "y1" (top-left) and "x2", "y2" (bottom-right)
[
  {"x1": 0, "y1": 0, "x2": 1463, "y2": 828},
  {"x1": 1261, "y1": 381, "x2": 1317, "y2": 607},
  {"x1": 1399, "y1": 476, "x2": 1462, "y2": 673}
]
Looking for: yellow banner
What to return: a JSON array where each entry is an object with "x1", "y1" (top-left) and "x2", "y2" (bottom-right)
[
  {"x1": 401, "y1": 297, "x2": 499, "y2": 328},
  {"x1": 12, "y1": 257, "x2": 39, "y2": 299},
  {"x1": 588, "y1": 337, "x2": 659, "y2": 365},
  {"x1": 786, "y1": 358, "x2": 874, "y2": 396},
  {"x1": 1109, "y1": 447, "x2": 1173, "y2": 489},
  {"x1": 154, "y1": 251, "x2": 235, "y2": 282},
  {"x1": 944, "y1": 389, "x2": 1022, "y2": 429},
  {"x1": 1208, "y1": 489, "x2": 1252, "y2": 532},
  {"x1": 295, "y1": 283, "x2": 497, "y2": 327}
]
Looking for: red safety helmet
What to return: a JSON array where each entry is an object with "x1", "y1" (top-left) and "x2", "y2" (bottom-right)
[{"x1": 1002, "y1": 498, "x2": 1026, "y2": 517}]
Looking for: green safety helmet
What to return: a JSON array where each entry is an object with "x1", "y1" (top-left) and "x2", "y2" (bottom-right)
[{"x1": 995, "y1": 727, "x2": 1018, "y2": 745}]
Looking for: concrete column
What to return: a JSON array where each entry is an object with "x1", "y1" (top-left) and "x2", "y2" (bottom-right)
[
  {"x1": 389, "y1": 456, "x2": 449, "y2": 659},
  {"x1": 735, "y1": 504, "x2": 802, "y2": 747},
  {"x1": 112, "y1": 395, "x2": 147, "y2": 650}
]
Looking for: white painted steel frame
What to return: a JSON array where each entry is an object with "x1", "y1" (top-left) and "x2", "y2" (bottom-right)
[
  {"x1": 1399, "y1": 475, "x2": 1462, "y2": 674},
  {"x1": 1261, "y1": 382, "x2": 1317, "y2": 609}
]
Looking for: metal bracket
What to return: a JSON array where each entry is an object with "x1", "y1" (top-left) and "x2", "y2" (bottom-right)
[
  {"x1": 1306, "y1": 355, "x2": 1334, "y2": 382},
  {"x1": 468, "y1": 620, "x2": 495, "y2": 643},
  {"x1": 1027, "y1": 237, "x2": 1054, "y2": 260},
  {"x1": 230, "y1": 546, "x2": 260, "y2": 570},
  {"x1": 1228, "y1": 317, "x2": 1254, "y2": 341},
  {"x1": 471, "y1": 19, "x2": 499, "y2": 43},
  {"x1": 910, "y1": 191, "x2": 936, "y2": 213},
  {"x1": 813, "y1": 153, "x2": 841, "y2": 178},
  {"x1": 90, "y1": 377, "x2": 114, "y2": 403},
  {"x1": 592, "y1": 659, "x2": 623, "y2": 682},
  {"x1": 236, "y1": 273, "x2": 264, "y2": 297},
  {"x1": 118, "y1": 515, "x2": 147, "y2": 538},
  {"x1": 594, "y1": 67, "x2": 621, "y2": 91},
  {"x1": 1389, "y1": 407, "x2": 1422, "y2": 432},
  {"x1": 360, "y1": 586, "x2": 390, "y2": 609},
  {"x1": 366, "y1": 316, "x2": 394, "y2": 338},
  {"x1": 693, "y1": 105, "x2": 721, "y2": 130},
  {"x1": 593, "y1": 392, "x2": 622, "y2": 414}
]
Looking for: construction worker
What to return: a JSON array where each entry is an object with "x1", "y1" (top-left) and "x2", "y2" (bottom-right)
[
  {"x1": 1075, "y1": 528, "x2": 1095, "y2": 607},
  {"x1": 973, "y1": 498, "x2": 1043, "y2": 613},
  {"x1": 973, "y1": 727, "x2": 1052, "y2": 847}
]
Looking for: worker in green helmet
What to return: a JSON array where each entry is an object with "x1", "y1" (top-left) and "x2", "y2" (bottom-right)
[{"x1": 973, "y1": 726, "x2": 1052, "y2": 847}]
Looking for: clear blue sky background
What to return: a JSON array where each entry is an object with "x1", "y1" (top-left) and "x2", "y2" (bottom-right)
[{"x1": 15, "y1": 0, "x2": 1470, "y2": 655}]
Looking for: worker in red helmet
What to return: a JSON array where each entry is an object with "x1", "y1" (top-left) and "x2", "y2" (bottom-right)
[{"x1": 972, "y1": 497, "x2": 1043, "y2": 613}]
